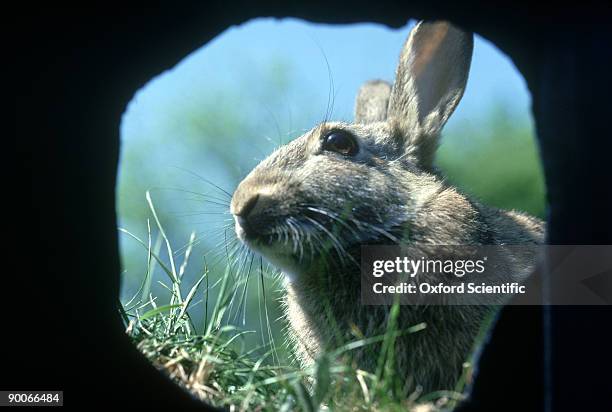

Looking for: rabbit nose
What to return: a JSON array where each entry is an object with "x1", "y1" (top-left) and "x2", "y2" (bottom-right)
[
  {"x1": 235, "y1": 194, "x2": 260, "y2": 219},
  {"x1": 233, "y1": 193, "x2": 265, "y2": 239}
]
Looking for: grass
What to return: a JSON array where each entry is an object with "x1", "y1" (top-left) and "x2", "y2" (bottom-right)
[{"x1": 118, "y1": 192, "x2": 468, "y2": 411}]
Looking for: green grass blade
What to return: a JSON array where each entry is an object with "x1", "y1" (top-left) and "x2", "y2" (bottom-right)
[{"x1": 140, "y1": 304, "x2": 183, "y2": 321}]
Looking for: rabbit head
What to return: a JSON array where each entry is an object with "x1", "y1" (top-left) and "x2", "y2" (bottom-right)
[{"x1": 231, "y1": 21, "x2": 474, "y2": 280}]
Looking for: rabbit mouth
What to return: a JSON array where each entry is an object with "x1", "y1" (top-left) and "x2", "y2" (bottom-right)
[{"x1": 236, "y1": 212, "x2": 403, "y2": 277}]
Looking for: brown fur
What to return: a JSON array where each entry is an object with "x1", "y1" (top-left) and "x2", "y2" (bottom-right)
[{"x1": 230, "y1": 21, "x2": 544, "y2": 393}]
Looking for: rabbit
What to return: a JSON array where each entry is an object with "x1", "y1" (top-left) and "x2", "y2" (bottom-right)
[{"x1": 230, "y1": 20, "x2": 544, "y2": 394}]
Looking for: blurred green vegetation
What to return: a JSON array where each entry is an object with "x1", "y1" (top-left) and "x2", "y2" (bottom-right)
[
  {"x1": 437, "y1": 107, "x2": 545, "y2": 218},
  {"x1": 117, "y1": 59, "x2": 301, "y2": 360}
]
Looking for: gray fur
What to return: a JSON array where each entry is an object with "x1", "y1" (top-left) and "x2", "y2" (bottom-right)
[
  {"x1": 230, "y1": 21, "x2": 544, "y2": 393},
  {"x1": 355, "y1": 80, "x2": 392, "y2": 123}
]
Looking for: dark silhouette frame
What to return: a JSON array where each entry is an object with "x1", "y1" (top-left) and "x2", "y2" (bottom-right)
[{"x1": 17, "y1": 2, "x2": 611, "y2": 410}]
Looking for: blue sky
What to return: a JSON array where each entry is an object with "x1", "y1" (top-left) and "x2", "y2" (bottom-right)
[{"x1": 123, "y1": 17, "x2": 533, "y2": 142}]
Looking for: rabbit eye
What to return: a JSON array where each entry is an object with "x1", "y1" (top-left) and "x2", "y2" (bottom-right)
[{"x1": 323, "y1": 130, "x2": 359, "y2": 156}]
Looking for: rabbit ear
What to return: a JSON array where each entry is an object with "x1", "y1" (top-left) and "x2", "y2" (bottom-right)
[
  {"x1": 388, "y1": 21, "x2": 473, "y2": 164},
  {"x1": 354, "y1": 80, "x2": 392, "y2": 124}
]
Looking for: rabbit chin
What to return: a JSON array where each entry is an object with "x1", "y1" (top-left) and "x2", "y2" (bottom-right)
[{"x1": 242, "y1": 240, "x2": 309, "y2": 280}]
